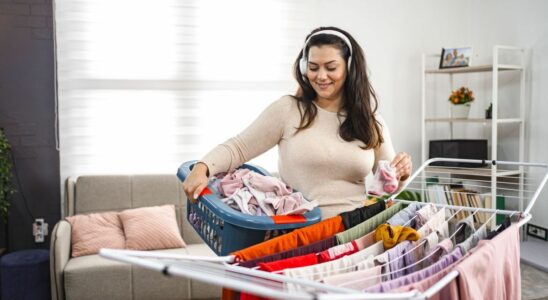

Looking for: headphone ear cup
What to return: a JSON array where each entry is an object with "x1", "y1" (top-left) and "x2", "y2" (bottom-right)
[{"x1": 299, "y1": 57, "x2": 308, "y2": 80}]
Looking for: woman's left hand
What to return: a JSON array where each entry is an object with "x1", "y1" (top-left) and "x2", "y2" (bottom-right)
[{"x1": 391, "y1": 152, "x2": 412, "y2": 181}]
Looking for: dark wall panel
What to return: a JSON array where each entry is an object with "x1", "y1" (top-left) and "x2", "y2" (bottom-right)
[{"x1": 0, "y1": 0, "x2": 58, "y2": 251}]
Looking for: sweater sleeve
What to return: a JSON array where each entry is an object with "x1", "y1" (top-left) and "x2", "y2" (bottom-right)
[
  {"x1": 374, "y1": 114, "x2": 396, "y2": 167},
  {"x1": 374, "y1": 114, "x2": 410, "y2": 189},
  {"x1": 199, "y1": 96, "x2": 291, "y2": 176}
]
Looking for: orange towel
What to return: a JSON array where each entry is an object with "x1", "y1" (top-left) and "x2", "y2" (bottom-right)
[
  {"x1": 232, "y1": 215, "x2": 345, "y2": 261},
  {"x1": 375, "y1": 223, "x2": 420, "y2": 249}
]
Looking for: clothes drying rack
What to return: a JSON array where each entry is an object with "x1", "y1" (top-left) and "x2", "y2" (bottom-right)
[{"x1": 100, "y1": 158, "x2": 548, "y2": 299}]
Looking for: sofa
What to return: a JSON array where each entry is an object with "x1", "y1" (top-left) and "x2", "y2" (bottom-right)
[{"x1": 50, "y1": 174, "x2": 221, "y2": 300}]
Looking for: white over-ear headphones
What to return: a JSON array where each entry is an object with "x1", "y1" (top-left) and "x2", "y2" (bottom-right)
[{"x1": 299, "y1": 29, "x2": 353, "y2": 80}]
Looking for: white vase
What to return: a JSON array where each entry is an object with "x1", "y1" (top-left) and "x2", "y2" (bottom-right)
[{"x1": 451, "y1": 104, "x2": 471, "y2": 119}]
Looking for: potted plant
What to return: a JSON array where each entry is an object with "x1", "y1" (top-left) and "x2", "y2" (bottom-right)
[
  {"x1": 485, "y1": 102, "x2": 492, "y2": 119},
  {"x1": 0, "y1": 128, "x2": 16, "y2": 222},
  {"x1": 448, "y1": 86, "x2": 475, "y2": 119}
]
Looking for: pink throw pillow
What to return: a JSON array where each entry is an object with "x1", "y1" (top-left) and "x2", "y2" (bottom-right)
[
  {"x1": 119, "y1": 205, "x2": 186, "y2": 250},
  {"x1": 66, "y1": 211, "x2": 125, "y2": 257}
]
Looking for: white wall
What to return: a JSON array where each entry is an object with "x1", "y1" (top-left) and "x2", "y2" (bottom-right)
[{"x1": 309, "y1": 0, "x2": 548, "y2": 227}]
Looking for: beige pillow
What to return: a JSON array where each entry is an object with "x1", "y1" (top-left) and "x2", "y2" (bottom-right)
[
  {"x1": 66, "y1": 211, "x2": 125, "y2": 257},
  {"x1": 119, "y1": 205, "x2": 186, "y2": 250}
]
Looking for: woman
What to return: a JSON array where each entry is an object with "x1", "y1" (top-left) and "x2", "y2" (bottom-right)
[{"x1": 183, "y1": 26, "x2": 412, "y2": 219}]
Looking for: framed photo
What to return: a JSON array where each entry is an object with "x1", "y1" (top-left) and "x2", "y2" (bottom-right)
[
  {"x1": 439, "y1": 46, "x2": 473, "y2": 69},
  {"x1": 527, "y1": 224, "x2": 548, "y2": 241}
]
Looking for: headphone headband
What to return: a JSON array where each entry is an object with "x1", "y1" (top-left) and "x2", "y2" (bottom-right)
[
  {"x1": 299, "y1": 29, "x2": 353, "y2": 79},
  {"x1": 301, "y1": 30, "x2": 353, "y2": 59}
]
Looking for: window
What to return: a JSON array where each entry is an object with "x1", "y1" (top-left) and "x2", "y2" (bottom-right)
[{"x1": 55, "y1": 0, "x2": 316, "y2": 184}]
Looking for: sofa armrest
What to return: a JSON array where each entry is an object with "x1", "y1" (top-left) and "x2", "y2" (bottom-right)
[{"x1": 50, "y1": 220, "x2": 71, "y2": 300}]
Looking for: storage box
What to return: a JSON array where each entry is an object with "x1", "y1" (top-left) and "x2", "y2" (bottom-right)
[{"x1": 177, "y1": 161, "x2": 322, "y2": 256}]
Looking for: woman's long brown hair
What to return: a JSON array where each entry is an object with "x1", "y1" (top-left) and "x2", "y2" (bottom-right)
[{"x1": 293, "y1": 26, "x2": 383, "y2": 150}]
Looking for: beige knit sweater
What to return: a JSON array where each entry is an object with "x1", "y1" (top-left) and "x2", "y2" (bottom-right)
[{"x1": 201, "y1": 95, "x2": 396, "y2": 218}]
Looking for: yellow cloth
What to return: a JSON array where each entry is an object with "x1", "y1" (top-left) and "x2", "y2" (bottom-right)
[
  {"x1": 363, "y1": 197, "x2": 379, "y2": 206},
  {"x1": 375, "y1": 223, "x2": 420, "y2": 249}
]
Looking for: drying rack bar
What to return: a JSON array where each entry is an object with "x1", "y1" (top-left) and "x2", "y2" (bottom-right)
[{"x1": 390, "y1": 198, "x2": 526, "y2": 217}]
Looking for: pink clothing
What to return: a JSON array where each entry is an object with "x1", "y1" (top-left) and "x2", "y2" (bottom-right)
[
  {"x1": 454, "y1": 223, "x2": 521, "y2": 300},
  {"x1": 415, "y1": 203, "x2": 438, "y2": 229},
  {"x1": 219, "y1": 168, "x2": 252, "y2": 196},
  {"x1": 395, "y1": 223, "x2": 521, "y2": 299},
  {"x1": 219, "y1": 169, "x2": 318, "y2": 216},
  {"x1": 323, "y1": 265, "x2": 382, "y2": 290},
  {"x1": 354, "y1": 231, "x2": 376, "y2": 250},
  {"x1": 417, "y1": 207, "x2": 445, "y2": 236},
  {"x1": 367, "y1": 160, "x2": 399, "y2": 196}
]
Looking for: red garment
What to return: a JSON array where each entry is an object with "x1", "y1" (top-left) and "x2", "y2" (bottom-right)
[
  {"x1": 317, "y1": 240, "x2": 359, "y2": 263},
  {"x1": 240, "y1": 293, "x2": 269, "y2": 300},
  {"x1": 258, "y1": 253, "x2": 318, "y2": 272}
]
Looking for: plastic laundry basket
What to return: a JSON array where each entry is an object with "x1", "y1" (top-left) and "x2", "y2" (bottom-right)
[{"x1": 177, "y1": 160, "x2": 322, "y2": 256}]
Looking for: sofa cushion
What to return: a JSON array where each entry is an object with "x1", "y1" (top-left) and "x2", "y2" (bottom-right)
[
  {"x1": 74, "y1": 176, "x2": 132, "y2": 214},
  {"x1": 120, "y1": 205, "x2": 186, "y2": 250},
  {"x1": 131, "y1": 175, "x2": 181, "y2": 210},
  {"x1": 66, "y1": 211, "x2": 125, "y2": 257},
  {"x1": 132, "y1": 245, "x2": 220, "y2": 300},
  {"x1": 65, "y1": 245, "x2": 220, "y2": 300},
  {"x1": 64, "y1": 253, "x2": 132, "y2": 300}
]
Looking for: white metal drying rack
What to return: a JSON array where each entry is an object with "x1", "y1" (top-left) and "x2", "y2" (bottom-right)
[{"x1": 100, "y1": 158, "x2": 547, "y2": 299}]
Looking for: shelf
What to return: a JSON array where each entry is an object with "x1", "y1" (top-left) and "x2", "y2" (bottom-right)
[
  {"x1": 425, "y1": 118, "x2": 523, "y2": 124},
  {"x1": 425, "y1": 64, "x2": 523, "y2": 74},
  {"x1": 425, "y1": 166, "x2": 522, "y2": 178}
]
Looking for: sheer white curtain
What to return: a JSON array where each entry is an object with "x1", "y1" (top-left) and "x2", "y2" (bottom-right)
[{"x1": 55, "y1": 0, "x2": 316, "y2": 187}]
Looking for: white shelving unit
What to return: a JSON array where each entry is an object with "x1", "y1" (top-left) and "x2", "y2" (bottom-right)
[{"x1": 421, "y1": 45, "x2": 527, "y2": 212}]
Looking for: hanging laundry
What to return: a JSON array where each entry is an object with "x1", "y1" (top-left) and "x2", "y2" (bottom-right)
[
  {"x1": 453, "y1": 223, "x2": 521, "y2": 300},
  {"x1": 486, "y1": 216, "x2": 511, "y2": 240},
  {"x1": 375, "y1": 224, "x2": 420, "y2": 249},
  {"x1": 365, "y1": 247, "x2": 463, "y2": 293},
  {"x1": 236, "y1": 237, "x2": 337, "y2": 268},
  {"x1": 386, "y1": 202, "x2": 422, "y2": 227},
  {"x1": 232, "y1": 215, "x2": 345, "y2": 261},
  {"x1": 336, "y1": 202, "x2": 404, "y2": 245},
  {"x1": 339, "y1": 200, "x2": 386, "y2": 229}
]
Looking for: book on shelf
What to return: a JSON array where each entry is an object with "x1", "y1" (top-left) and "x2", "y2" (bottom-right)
[
  {"x1": 423, "y1": 182, "x2": 508, "y2": 226},
  {"x1": 467, "y1": 193, "x2": 483, "y2": 224},
  {"x1": 426, "y1": 184, "x2": 448, "y2": 205},
  {"x1": 443, "y1": 184, "x2": 454, "y2": 206},
  {"x1": 450, "y1": 188, "x2": 467, "y2": 219}
]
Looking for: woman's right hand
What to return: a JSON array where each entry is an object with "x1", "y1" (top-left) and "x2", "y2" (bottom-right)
[{"x1": 182, "y1": 162, "x2": 210, "y2": 202}]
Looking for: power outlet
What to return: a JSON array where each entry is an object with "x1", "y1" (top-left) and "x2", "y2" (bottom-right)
[
  {"x1": 527, "y1": 224, "x2": 548, "y2": 241},
  {"x1": 33, "y1": 218, "x2": 49, "y2": 243}
]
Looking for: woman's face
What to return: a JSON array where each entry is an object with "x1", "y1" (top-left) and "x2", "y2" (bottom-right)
[{"x1": 306, "y1": 45, "x2": 347, "y2": 103}]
